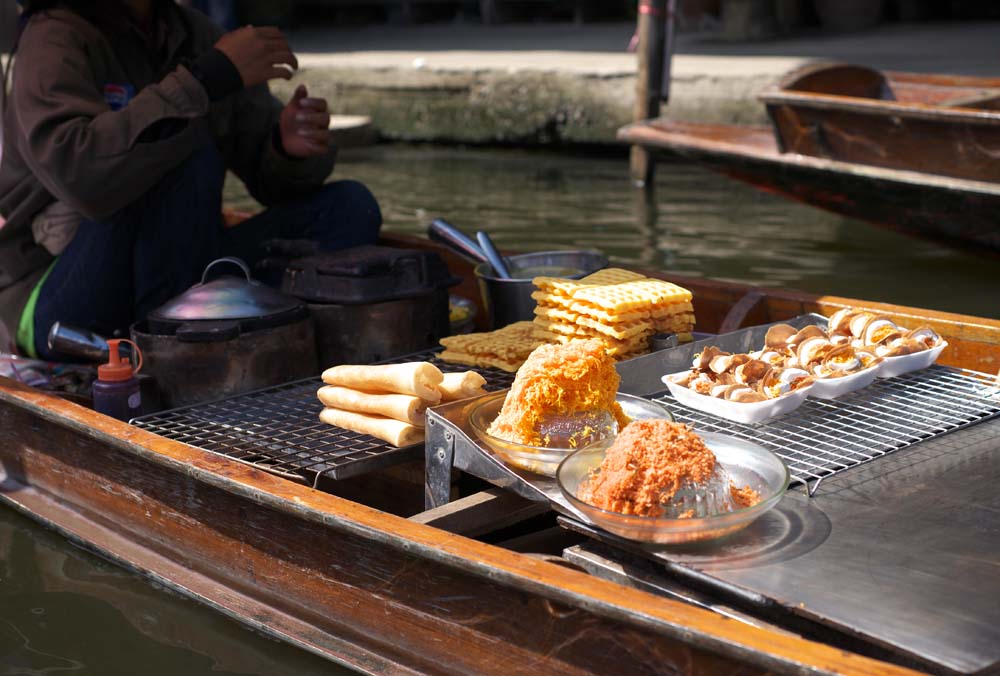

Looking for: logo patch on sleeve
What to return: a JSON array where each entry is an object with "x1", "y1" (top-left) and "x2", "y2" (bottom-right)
[{"x1": 103, "y1": 83, "x2": 136, "y2": 111}]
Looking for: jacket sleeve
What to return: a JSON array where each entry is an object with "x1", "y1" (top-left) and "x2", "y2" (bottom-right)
[
  {"x1": 11, "y1": 19, "x2": 212, "y2": 221},
  {"x1": 222, "y1": 84, "x2": 336, "y2": 208}
]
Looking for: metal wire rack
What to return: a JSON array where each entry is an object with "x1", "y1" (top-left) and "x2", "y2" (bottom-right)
[
  {"x1": 131, "y1": 350, "x2": 516, "y2": 485},
  {"x1": 653, "y1": 365, "x2": 1000, "y2": 495}
]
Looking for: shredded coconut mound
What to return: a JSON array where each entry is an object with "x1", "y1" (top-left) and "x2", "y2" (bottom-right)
[
  {"x1": 486, "y1": 339, "x2": 628, "y2": 447},
  {"x1": 578, "y1": 420, "x2": 719, "y2": 517}
]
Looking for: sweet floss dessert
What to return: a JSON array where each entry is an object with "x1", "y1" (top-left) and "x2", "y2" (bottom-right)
[
  {"x1": 486, "y1": 338, "x2": 629, "y2": 448},
  {"x1": 578, "y1": 420, "x2": 759, "y2": 518}
]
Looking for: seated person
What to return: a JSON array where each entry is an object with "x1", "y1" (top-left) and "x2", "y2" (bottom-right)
[{"x1": 0, "y1": 0, "x2": 382, "y2": 360}]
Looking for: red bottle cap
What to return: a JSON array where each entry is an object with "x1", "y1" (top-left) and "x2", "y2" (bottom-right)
[{"x1": 98, "y1": 339, "x2": 143, "y2": 382}]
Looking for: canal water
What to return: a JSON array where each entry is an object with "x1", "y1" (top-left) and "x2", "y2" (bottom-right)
[{"x1": 1, "y1": 145, "x2": 997, "y2": 676}]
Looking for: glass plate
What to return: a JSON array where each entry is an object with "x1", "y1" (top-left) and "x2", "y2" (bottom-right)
[
  {"x1": 469, "y1": 391, "x2": 674, "y2": 476},
  {"x1": 557, "y1": 432, "x2": 789, "y2": 544}
]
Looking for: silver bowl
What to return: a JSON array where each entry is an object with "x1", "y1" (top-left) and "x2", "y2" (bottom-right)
[{"x1": 475, "y1": 250, "x2": 608, "y2": 328}]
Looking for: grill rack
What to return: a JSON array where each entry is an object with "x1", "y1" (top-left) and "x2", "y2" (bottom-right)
[
  {"x1": 131, "y1": 350, "x2": 516, "y2": 485},
  {"x1": 653, "y1": 365, "x2": 1000, "y2": 495}
]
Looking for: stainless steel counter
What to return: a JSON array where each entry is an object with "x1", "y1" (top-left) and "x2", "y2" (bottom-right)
[{"x1": 562, "y1": 419, "x2": 1000, "y2": 675}]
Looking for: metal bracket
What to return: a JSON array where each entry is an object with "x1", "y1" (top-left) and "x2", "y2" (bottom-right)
[{"x1": 424, "y1": 417, "x2": 455, "y2": 510}]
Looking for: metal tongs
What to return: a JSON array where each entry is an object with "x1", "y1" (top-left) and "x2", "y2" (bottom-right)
[{"x1": 427, "y1": 218, "x2": 512, "y2": 278}]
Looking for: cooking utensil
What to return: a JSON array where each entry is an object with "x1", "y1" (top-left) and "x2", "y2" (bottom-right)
[
  {"x1": 133, "y1": 257, "x2": 317, "y2": 409},
  {"x1": 47, "y1": 322, "x2": 115, "y2": 362},
  {"x1": 476, "y1": 231, "x2": 512, "y2": 279},
  {"x1": 282, "y1": 245, "x2": 456, "y2": 366},
  {"x1": 475, "y1": 250, "x2": 609, "y2": 329},
  {"x1": 147, "y1": 257, "x2": 309, "y2": 339},
  {"x1": 427, "y1": 219, "x2": 489, "y2": 266}
]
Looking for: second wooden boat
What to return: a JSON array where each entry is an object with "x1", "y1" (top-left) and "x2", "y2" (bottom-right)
[{"x1": 620, "y1": 63, "x2": 1000, "y2": 251}]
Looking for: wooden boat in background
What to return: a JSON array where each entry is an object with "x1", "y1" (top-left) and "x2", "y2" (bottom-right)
[
  {"x1": 620, "y1": 63, "x2": 1000, "y2": 251},
  {"x1": 1, "y1": 234, "x2": 999, "y2": 674}
]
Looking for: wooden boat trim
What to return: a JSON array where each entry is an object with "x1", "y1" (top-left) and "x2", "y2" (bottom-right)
[
  {"x1": 618, "y1": 119, "x2": 1000, "y2": 196},
  {"x1": 886, "y1": 70, "x2": 1000, "y2": 89},
  {"x1": 759, "y1": 89, "x2": 1000, "y2": 124},
  {"x1": 761, "y1": 62, "x2": 1000, "y2": 123},
  {"x1": 0, "y1": 369, "x2": 927, "y2": 675}
]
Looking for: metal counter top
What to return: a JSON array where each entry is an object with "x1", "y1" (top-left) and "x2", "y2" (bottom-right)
[{"x1": 564, "y1": 418, "x2": 1000, "y2": 675}]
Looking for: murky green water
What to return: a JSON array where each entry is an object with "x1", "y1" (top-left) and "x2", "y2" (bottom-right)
[
  {"x1": 1, "y1": 144, "x2": 997, "y2": 676},
  {"x1": 0, "y1": 507, "x2": 350, "y2": 676}
]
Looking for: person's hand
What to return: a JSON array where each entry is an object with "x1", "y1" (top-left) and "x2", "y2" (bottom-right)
[
  {"x1": 214, "y1": 26, "x2": 298, "y2": 87},
  {"x1": 278, "y1": 85, "x2": 331, "y2": 158}
]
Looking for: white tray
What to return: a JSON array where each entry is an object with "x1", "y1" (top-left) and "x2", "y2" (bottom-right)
[
  {"x1": 808, "y1": 362, "x2": 883, "y2": 400},
  {"x1": 660, "y1": 375, "x2": 812, "y2": 425},
  {"x1": 877, "y1": 341, "x2": 948, "y2": 379}
]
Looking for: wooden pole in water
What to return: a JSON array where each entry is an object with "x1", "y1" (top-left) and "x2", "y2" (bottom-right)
[{"x1": 630, "y1": 0, "x2": 676, "y2": 187}]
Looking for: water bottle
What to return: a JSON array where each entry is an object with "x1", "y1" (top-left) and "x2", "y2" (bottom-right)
[{"x1": 93, "y1": 338, "x2": 143, "y2": 421}]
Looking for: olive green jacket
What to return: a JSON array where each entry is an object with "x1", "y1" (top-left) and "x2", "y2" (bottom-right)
[{"x1": 0, "y1": 3, "x2": 335, "y2": 349}]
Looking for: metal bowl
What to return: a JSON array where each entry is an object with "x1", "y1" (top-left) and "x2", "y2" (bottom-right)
[
  {"x1": 557, "y1": 432, "x2": 789, "y2": 544},
  {"x1": 475, "y1": 250, "x2": 608, "y2": 329},
  {"x1": 468, "y1": 390, "x2": 673, "y2": 476}
]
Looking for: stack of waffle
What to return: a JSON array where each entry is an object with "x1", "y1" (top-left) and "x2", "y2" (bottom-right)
[
  {"x1": 439, "y1": 321, "x2": 543, "y2": 372},
  {"x1": 532, "y1": 268, "x2": 695, "y2": 360}
]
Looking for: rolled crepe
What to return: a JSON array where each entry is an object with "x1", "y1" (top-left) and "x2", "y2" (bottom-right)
[
  {"x1": 317, "y1": 386, "x2": 426, "y2": 426},
  {"x1": 438, "y1": 371, "x2": 487, "y2": 402},
  {"x1": 319, "y1": 408, "x2": 424, "y2": 447},
  {"x1": 321, "y1": 362, "x2": 443, "y2": 403}
]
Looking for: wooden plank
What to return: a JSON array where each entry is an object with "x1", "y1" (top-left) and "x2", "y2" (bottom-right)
[{"x1": 409, "y1": 487, "x2": 549, "y2": 537}]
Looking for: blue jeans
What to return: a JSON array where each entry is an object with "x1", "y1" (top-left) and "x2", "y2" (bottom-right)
[{"x1": 30, "y1": 145, "x2": 381, "y2": 360}]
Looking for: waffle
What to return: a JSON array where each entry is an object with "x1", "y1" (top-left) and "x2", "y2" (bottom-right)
[
  {"x1": 572, "y1": 279, "x2": 692, "y2": 313},
  {"x1": 438, "y1": 321, "x2": 543, "y2": 372},
  {"x1": 579, "y1": 268, "x2": 646, "y2": 285},
  {"x1": 530, "y1": 267, "x2": 695, "y2": 361}
]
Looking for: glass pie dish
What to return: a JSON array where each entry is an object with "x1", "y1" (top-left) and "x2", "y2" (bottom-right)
[
  {"x1": 468, "y1": 390, "x2": 674, "y2": 476},
  {"x1": 557, "y1": 432, "x2": 789, "y2": 544}
]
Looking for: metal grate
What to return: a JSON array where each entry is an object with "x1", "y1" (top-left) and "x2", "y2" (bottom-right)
[
  {"x1": 653, "y1": 365, "x2": 1000, "y2": 495},
  {"x1": 131, "y1": 350, "x2": 516, "y2": 485}
]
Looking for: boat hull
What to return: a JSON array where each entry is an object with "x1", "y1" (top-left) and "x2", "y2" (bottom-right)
[
  {"x1": 761, "y1": 64, "x2": 1000, "y2": 184},
  {"x1": 619, "y1": 119, "x2": 1000, "y2": 252}
]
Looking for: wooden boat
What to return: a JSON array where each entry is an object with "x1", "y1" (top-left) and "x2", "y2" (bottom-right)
[
  {"x1": 619, "y1": 63, "x2": 1000, "y2": 251},
  {"x1": 1, "y1": 233, "x2": 999, "y2": 675}
]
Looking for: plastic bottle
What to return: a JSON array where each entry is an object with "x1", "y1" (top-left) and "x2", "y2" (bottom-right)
[{"x1": 93, "y1": 338, "x2": 143, "y2": 421}]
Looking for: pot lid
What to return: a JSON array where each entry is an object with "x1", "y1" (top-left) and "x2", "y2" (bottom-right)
[
  {"x1": 149, "y1": 257, "x2": 305, "y2": 323},
  {"x1": 282, "y1": 245, "x2": 458, "y2": 305}
]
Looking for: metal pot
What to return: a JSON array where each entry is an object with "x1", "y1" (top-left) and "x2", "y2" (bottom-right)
[
  {"x1": 475, "y1": 250, "x2": 609, "y2": 328},
  {"x1": 132, "y1": 258, "x2": 317, "y2": 409},
  {"x1": 282, "y1": 246, "x2": 456, "y2": 368}
]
